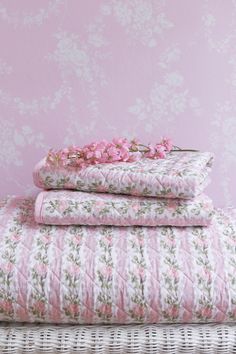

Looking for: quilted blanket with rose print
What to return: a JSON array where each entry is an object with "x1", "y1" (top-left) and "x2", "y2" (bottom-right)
[
  {"x1": 0, "y1": 196, "x2": 236, "y2": 324},
  {"x1": 35, "y1": 190, "x2": 213, "y2": 226},
  {"x1": 33, "y1": 151, "x2": 214, "y2": 199}
]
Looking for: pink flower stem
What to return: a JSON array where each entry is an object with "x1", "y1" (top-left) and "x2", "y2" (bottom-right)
[
  {"x1": 171, "y1": 146, "x2": 199, "y2": 152},
  {"x1": 46, "y1": 138, "x2": 200, "y2": 169}
]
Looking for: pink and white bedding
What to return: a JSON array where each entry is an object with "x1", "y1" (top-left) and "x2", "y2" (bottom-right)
[
  {"x1": 35, "y1": 190, "x2": 213, "y2": 226},
  {"x1": 33, "y1": 151, "x2": 214, "y2": 199},
  {"x1": 0, "y1": 196, "x2": 236, "y2": 324}
]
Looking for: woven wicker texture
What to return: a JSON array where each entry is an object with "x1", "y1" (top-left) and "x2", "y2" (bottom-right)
[{"x1": 0, "y1": 323, "x2": 236, "y2": 354}]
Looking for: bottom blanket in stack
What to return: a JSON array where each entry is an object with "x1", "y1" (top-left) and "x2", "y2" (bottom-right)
[
  {"x1": 0, "y1": 196, "x2": 236, "y2": 325},
  {"x1": 1, "y1": 323, "x2": 236, "y2": 353}
]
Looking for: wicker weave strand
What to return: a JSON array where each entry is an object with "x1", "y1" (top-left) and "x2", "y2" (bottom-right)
[{"x1": 0, "y1": 323, "x2": 236, "y2": 354}]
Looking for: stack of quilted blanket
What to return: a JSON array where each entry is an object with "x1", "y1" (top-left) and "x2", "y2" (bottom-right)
[
  {"x1": 33, "y1": 151, "x2": 214, "y2": 227},
  {"x1": 1, "y1": 151, "x2": 236, "y2": 325}
]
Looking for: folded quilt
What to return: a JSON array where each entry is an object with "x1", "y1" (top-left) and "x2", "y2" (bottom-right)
[
  {"x1": 0, "y1": 196, "x2": 235, "y2": 325},
  {"x1": 33, "y1": 151, "x2": 214, "y2": 199},
  {"x1": 35, "y1": 190, "x2": 213, "y2": 226}
]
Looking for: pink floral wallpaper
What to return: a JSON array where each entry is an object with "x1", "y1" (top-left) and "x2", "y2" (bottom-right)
[{"x1": 0, "y1": 0, "x2": 236, "y2": 207}]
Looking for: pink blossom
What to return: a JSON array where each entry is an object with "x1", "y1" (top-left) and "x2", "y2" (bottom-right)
[
  {"x1": 106, "y1": 146, "x2": 121, "y2": 162},
  {"x1": 165, "y1": 238, "x2": 176, "y2": 247},
  {"x1": 46, "y1": 137, "x2": 173, "y2": 169},
  {"x1": 169, "y1": 267, "x2": 178, "y2": 278},
  {"x1": 97, "y1": 139, "x2": 108, "y2": 148},
  {"x1": 161, "y1": 137, "x2": 173, "y2": 152},
  {"x1": 132, "y1": 203, "x2": 140, "y2": 212},
  {"x1": 59, "y1": 200, "x2": 69, "y2": 213},
  {"x1": 0, "y1": 300, "x2": 13, "y2": 314},
  {"x1": 168, "y1": 200, "x2": 177, "y2": 209},
  {"x1": 139, "y1": 238, "x2": 145, "y2": 246},
  {"x1": 168, "y1": 306, "x2": 179, "y2": 318},
  {"x1": 11, "y1": 233, "x2": 20, "y2": 241},
  {"x1": 203, "y1": 268, "x2": 211, "y2": 278},
  {"x1": 96, "y1": 185, "x2": 108, "y2": 192},
  {"x1": 130, "y1": 138, "x2": 140, "y2": 150},
  {"x1": 104, "y1": 266, "x2": 113, "y2": 277},
  {"x1": 138, "y1": 267, "x2": 145, "y2": 279},
  {"x1": 41, "y1": 234, "x2": 51, "y2": 245},
  {"x1": 94, "y1": 150, "x2": 102, "y2": 159},
  {"x1": 133, "y1": 305, "x2": 145, "y2": 318},
  {"x1": 105, "y1": 238, "x2": 113, "y2": 246},
  {"x1": 68, "y1": 264, "x2": 80, "y2": 275},
  {"x1": 144, "y1": 144, "x2": 156, "y2": 158},
  {"x1": 95, "y1": 201, "x2": 106, "y2": 208},
  {"x1": 128, "y1": 151, "x2": 142, "y2": 162},
  {"x1": 198, "y1": 239, "x2": 207, "y2": 247},
  {"x1": 131, "y1": 188, "x2": 141, "y2": 196},
  {"x1": 201, "y1": 307, "x2": 212, "y2": 318},
  {"x1": 36, "y1": 263, "x2": 47, "y2": 276},
  {"x1": 99, "y1": 304, "x2": 112, "y2": 316},
  {"x1": 4, "y1": 262, "x2": 14, "y2": 273},
  {"x1": 112, "y1": 137, "x2": 130, "y2": 150},
  {"x1": 155, "y1": 144, "x2": 166, "y2": 159},
  {"x1": 120, "y1": 147, "x2": 131, "y2": 161},
  {"x1": 73, "y1": 236, "x2": 82, "y2": 245},
  {"x1": 67, "y1": 303, "x2": 80, "y2": 315},
  {"x1": 33, "y1": 300, "x2": 45, "y2": 315},
  {"x1": 85, "y1": 150, "x2": 95, "y2": 159}
]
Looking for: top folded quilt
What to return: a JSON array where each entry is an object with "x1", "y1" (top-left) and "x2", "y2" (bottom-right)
[
  {"x1": 34, "y1": 151, "x2": 214, "y2": 199},
  {"x1": 0, "y1": 196, "x2": 236, "y2": 325}
]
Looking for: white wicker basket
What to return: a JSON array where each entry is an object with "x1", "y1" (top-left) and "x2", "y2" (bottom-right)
[{"x1": 0, "y1": 323, "x2": 236, "y2": 354}]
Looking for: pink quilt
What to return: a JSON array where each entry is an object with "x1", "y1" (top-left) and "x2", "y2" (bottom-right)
[
  {"x1": 33, "y1": 151, "x2": 214, "y2": 199},
  {"x1": 0, "y1": 196, "x2": 236, "y2": 324},
  {"x1": 35, "y1": 191, "x2": 213, "y2": 226}
]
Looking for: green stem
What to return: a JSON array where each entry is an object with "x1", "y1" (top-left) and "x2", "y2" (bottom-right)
[{"x1": 171, "y1": 148, "x2": 199, "y2": 152}]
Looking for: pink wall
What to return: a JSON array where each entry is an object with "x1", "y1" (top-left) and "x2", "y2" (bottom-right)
[{"x1": 0, "y1": 0, "x2": 236, "y2": 207}]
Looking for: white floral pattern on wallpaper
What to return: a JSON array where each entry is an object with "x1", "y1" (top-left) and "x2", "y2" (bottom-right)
[
  {"x1": 129, "y1": 71, "x2": 201, "y2": 133},
  {"x1": 202, "y1": 0, "x2": 236, "y2": 53},
  {"x1": 0, "y1": 0, "x2": 235, "y2": 206},
  {"x1": 210, "y1": 102, "x2": 236, "y2": 205},
  {"x1": 14, "y1": 86, "x2": 70, "y2": 116},
  {"x1": 0, "y1": 86, "x2": 68, "y2": 116},
  {"x1": 101, "y1": 0, "x2": 173, "y2": 47},
  {"x1": 50, "y1": 31, "x2": 105, "y2": 84},
  {"x1": 0, "y1": 120, "x2": 46, "y2": 167},
  {"x1": 200, "y1": 0, "x2": 236, "y2": 205},
  {"x1": 0, "y1": 0, "x2": 65, "y2": 27},
  {"x1": 201, "y1": 1, "x2": 236, "y2": 89},
  {"x1": 158, "y1": 45, "x2": 181, "y2": 69},
  {"x1": 0, "y1": 59, "x2": 12, "y2": 75},
  {"x1": 127, "y1": 43, "x2": 201, "y2": 134},
  {"x1": 48, "y1": 29, "x2": 108, "y2": 144}
]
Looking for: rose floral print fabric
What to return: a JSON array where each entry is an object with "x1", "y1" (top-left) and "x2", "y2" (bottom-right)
[
  {"x1": 34, "y1": 151, "x2": 214, "y2": 199},
  {"x1": 35, "y1": 190, "x2": 214, "y2": 226},
  {"x1": 0, "y1": 196, "x2": 236, "y2": 324}
]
